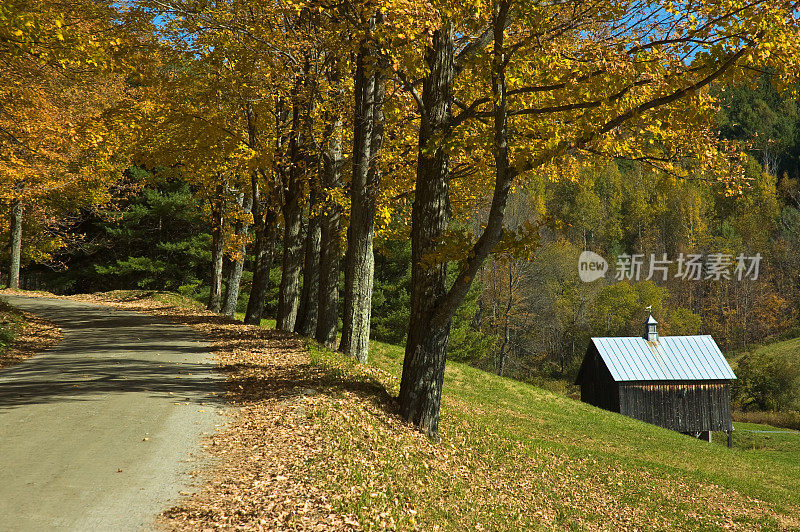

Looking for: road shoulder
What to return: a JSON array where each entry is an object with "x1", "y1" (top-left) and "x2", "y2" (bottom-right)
[{"x1": 0, "y1": 293, "x2": 62, "y2": 370}]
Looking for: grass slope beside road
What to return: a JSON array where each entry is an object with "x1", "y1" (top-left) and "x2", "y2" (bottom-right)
[
  {"x1": 6, "y1": 290, "x2": 797, "y2": 529},
  {"x1": 160, "y1": 289, "x2": 800, "y2": 530},
  {"x1": 298, "y1": 341, "x2": 800, "y2": 530},
  {"x1": 0, "y1": 299, "x2": 24, "y2": 354}
]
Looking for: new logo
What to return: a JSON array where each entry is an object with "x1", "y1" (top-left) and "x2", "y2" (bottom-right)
[{"x1": 578, "y1": 251, "x2": 608, "y2": 282}]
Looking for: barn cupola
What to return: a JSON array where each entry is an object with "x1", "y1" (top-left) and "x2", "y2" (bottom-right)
[{"x1": 644, "y1": 314, "x2": 658, "y2": 342}]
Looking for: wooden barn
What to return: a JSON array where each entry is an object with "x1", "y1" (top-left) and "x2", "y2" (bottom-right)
[{"x1": 575, "y1": 315, "x2": 736, "y2": 446}]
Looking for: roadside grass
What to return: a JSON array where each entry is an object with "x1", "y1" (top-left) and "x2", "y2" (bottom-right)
[
  {"x1": 727, "y1": 422, "x2": 800, "y2": 452},
  {"x1": 233, "y1": 312, "x2": 276, "y2": 329},
  {"x1": 0, "y1": 300, "x2": 25, "y2": 355},
  {"x1": 0, "y1": 294, "x2": 61, "y2": 369},
  {"x1": 304, "y1": 338, "x2": 800, "y2": 530}
]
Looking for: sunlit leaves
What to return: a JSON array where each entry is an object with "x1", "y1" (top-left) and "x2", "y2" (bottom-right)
[{"x1": 0, "y1": 0, "x2": 143, "y2": 262}]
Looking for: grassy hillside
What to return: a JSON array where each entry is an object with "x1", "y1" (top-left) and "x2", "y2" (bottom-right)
[
  {"x1": 729, "y1": 334, "x2": 800, "y2": 363},
  {"x1": 733, "y1": 335, "x2": 800, "y2": 368},
  {"x1": 5, "y1": 290, "x2": 798, "y2": 528},
  {"x1": 303, "y1": 339, "x2": 800, "y2": 530},
  {"x1": 730, "y1": 335, "x2": 800, "y2": 429}
]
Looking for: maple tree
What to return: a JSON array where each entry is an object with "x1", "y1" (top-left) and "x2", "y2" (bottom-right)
[
  {"x1": 315, "y1": 61, "x2": 348, "y2": 347},
  {"x1": 337, "y1": 7, "x2": 389, "y2": 362},
  {"x1": 139, "y1": 0, "x2": 403, "y2": 350},
  {"x1": 134, "y1": 4, "x2": 286, "y2": 316},
  {"x1": 222, "y1": 191, "x2": 254, "y2": 317},
  {"x1": 392, "y1": 0, "x2": 800, "y2": 438},
  {"x1": 1, "y1": 0, "x2": 144, "y2": 288}
]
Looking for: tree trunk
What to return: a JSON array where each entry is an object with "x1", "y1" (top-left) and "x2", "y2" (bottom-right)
[
  {"x1": 277, "y1": 201, "x2": 303, "y2": 332},
  {"x1": 498, "y1": 323, "x2": 509, "y2": 376},
  {"x1": 207, "y1": 183, "x2": 226, "y2": 313},
  {"x1": 243, "y1": 99, "x2": 277, "y2": 326},
  {"x1": 398, "y1": 23, "x2": 456, "y2": 440},
  {"x1": 276, "y1": 94, "x2": 307, "y2": 332},
  {"x1": 244, "y1": 173, "x2": 277, "y2": 325},
  {"x1": 315, "y1": 112, "x2": 344, "y2": 348},
  {"x1": 498, "y1": 264, "x2": 513, "y2": 376},
  {"x1": 8, "y1": 200, "x2": 23, "y2": 289},
  {"x1": 399, "y1": 7, "x2": 515, "y2": 439},
  {"x1": 294, "y1": 205, "x2": 321, "y2": 336},
  {"x1": 222, "y1": 192, "x2": 252, "y2": 318},
  {"x1": 339, "y1": 25, "x2": 386, "y2": 363}
]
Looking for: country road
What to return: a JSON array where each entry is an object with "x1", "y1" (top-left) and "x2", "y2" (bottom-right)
[{"x1": 0, "y1": 295, "x2": 223, "y2": 531}]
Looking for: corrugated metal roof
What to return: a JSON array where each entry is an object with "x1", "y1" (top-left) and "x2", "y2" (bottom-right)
[{"x1": 591, "y1": 335, "x2": 736, "y2": 382}]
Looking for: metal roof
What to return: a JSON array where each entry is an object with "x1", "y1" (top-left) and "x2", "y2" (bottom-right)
[{"x1": 590, "y1": 335, "x2": 736, "y2": 382}]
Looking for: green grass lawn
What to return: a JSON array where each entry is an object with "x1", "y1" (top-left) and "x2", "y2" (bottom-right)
[
  {"x1": 728, "y1": 335, "x2": 800, "y2": 366},
  {"x1": 303, "y1": 338, "x2": 800, "y2": 529}
]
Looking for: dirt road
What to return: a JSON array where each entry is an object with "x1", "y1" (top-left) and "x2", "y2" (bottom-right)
[{"x1": 0, "y1": 295, "x2": 223, "y2": 531}]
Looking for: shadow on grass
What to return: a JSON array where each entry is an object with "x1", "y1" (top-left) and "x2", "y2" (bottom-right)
[
  {"x1": 214, "y1": 329, "x2": 397, "y2": 417},
  {"x1": 226, "y1": 362, "x2": 394, "y2": 403}
]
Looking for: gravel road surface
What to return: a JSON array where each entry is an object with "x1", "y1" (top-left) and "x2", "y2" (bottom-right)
[{"x1": 0, "y1": 295, "x2": 222, "y2": 531}]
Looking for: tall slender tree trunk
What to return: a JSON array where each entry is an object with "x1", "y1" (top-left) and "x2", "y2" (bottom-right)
[
  {"x1": 399, "y1": 7, "x2": 516, "y2": 439},
  {"x1": 207, "y1": 182, "x2": 226, "y2": 313},
  {"x1": 222, "y1": 192, "x2": 253, "y2": 318},
  {"x1": 276, "y1": 94, "x2": 306, "y2": 332},
  {"x1": 498, "y1": 265, "x2": 513, "y2": 376},
  {"x1": 243, "y1": 100, "x2": 277, "y2": 326},
  {"x1": 315, "y1": 111, "x2": 344, "y2": 348},
  {"x1": 498, "y1": 324, "x2": 509, "y2": 376},
  {"x1": 8, "y1": 199, "x2": 23, "y2": 289},
  {"x1": 295, "y1": 200, "x2": 321, "y2": 336},
  {"x1": 398, "y1": 24, "x2": 456, "y2": 439},
  {"x1": 276, "y1": 182, "x2": 303, "y2": 332},
  {"x1": 244, "y1": 173, "x2": 277, "y2": 325},
  {"x1": 340, "y1": 22, "x2": 386, "y2": 362}
]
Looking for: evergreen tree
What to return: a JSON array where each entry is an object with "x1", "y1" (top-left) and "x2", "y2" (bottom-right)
[{"x1": 60, "y1": 173, "x2": 211, "y2": 295}]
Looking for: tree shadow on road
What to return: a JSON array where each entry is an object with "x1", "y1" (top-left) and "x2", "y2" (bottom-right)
[
  {"x1": 0, "y1": 356, "x2": 223, "y2": 409},
  {"x1": 0, "y1": 298, "x2": 223, "y2": 409}
]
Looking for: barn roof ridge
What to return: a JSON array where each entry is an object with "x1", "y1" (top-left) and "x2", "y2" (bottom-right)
[{"x1": 590, "y1": 333, "x2": 713, "y2": 340}]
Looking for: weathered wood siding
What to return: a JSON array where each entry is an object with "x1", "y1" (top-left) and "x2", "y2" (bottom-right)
[
  {"x1": 618, "y1": 381, "x2": 733, "y2": 432},
  {"x1": 577, "y1": 347, "x2": 619, "y2": 412}
]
